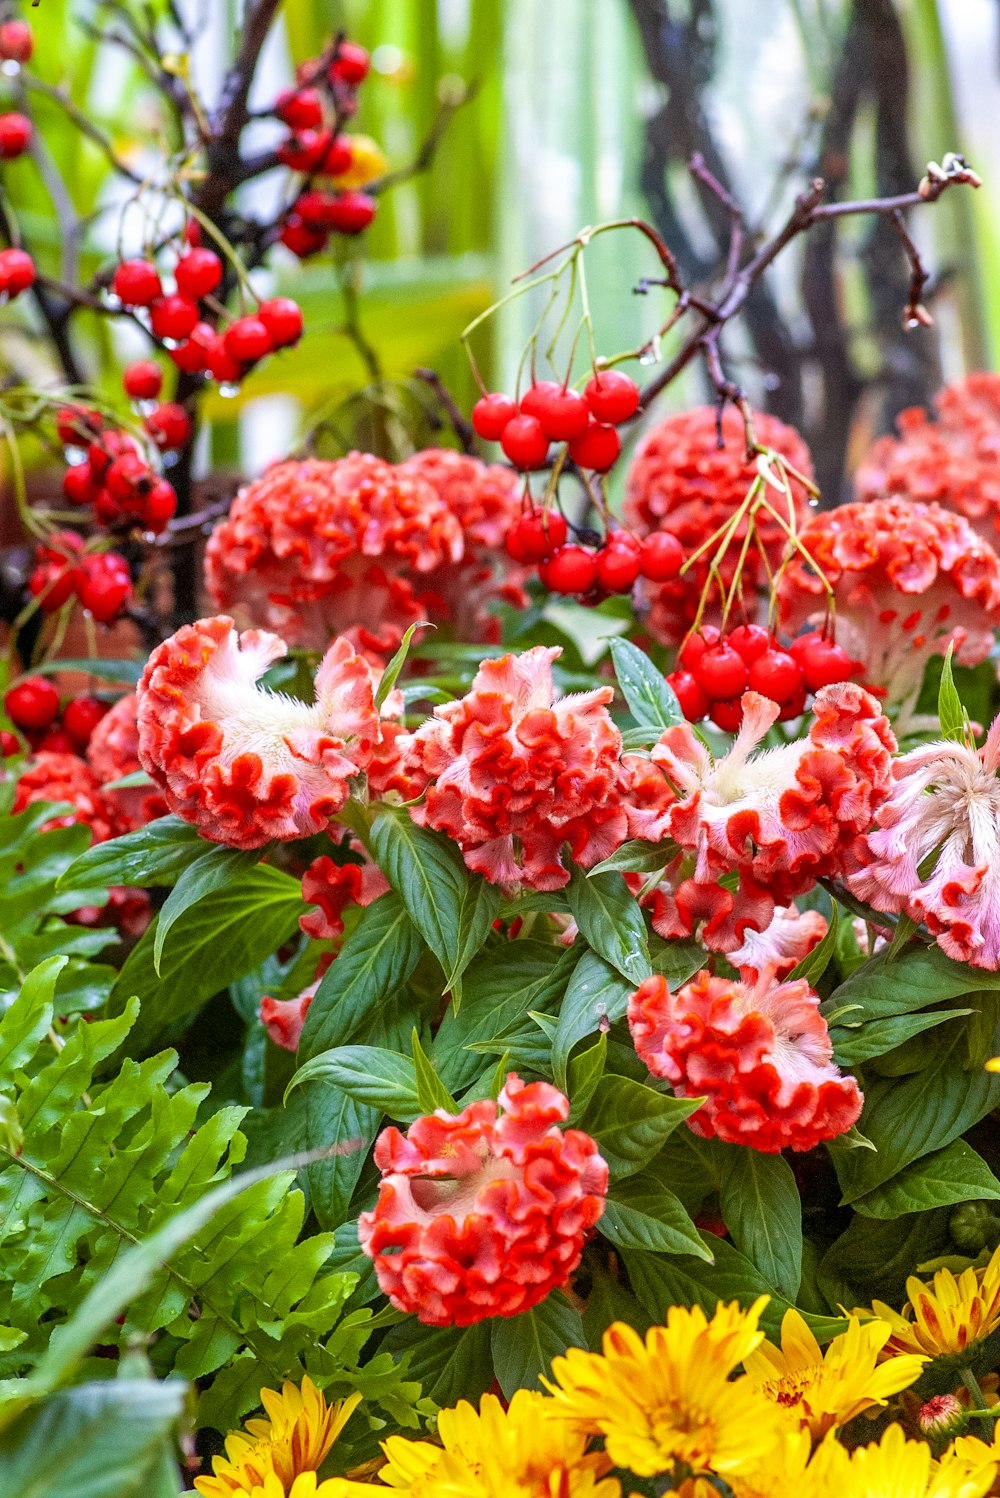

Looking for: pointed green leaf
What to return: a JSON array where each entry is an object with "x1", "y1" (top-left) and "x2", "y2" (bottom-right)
[
  {"x1": 288, "y1": 1045, "x2": 420, "y2": 1122},
  {"x1": 581, "y1": 1075, "x2": 702, "y2": 1178},
  {"x1": 59, "y1": 816, "x2": 209, "y2": 892},
  {"x1": 153, "y1": 845, "x2": 261, "y2": 973},
  {"x1": 490, "y1": 1292, "x2": 585, "y2": 1398},
  {"x1": 602, "y1": 1173, "x2": 712, "y2": 1260},
  {"x1": 718, "y1": 1148, "x2": 803, "y2": 1299},
  {"x1": 412, "y1": 1029, "x2": 457, "y2": 1113},
  {"x1": 566, "y1": 866, "x2": 651, "y2": 986},
  {"x1": 609, "y1": 637, "x2": 683, "y2": 731}
]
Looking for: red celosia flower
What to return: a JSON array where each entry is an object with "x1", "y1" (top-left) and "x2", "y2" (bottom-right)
[
  {"x1": 86, "y1": 693, "x2": 167, "y2": 829},
  {"x1": 856, "y1": 374, "x2": 1000, "y2": 548},
  {"x1": 136, "y1": 615, "x2": 379, "y2": 849},
  {"x1": 628, "y1": 970, "x2": 862, "y2": 1152},
  {"x1": 401, "y1": 645, "x2": 628, "y2": 889},
  {"x1": 203, "y1": 454, "x2": 463, "y2": 658},
  {"x1": 299, "y1": 850, "x2": 390, "y2": 939},
  {"x1": 729, "y1": 902, "x2": 828, "y2": 986},
  {"x1": 260, "y1": 978, "x2": 319, "y2": 1052},
  {"x1": 357, "y1": 1074, "x2": 608, "y2": 1325},
  {"x1": 777, "y1": 497, "x2": 1000, "y2": 706},
  {"x1": 623, "y1": 406, "x2": 813, "y2": 645},
  {"x1": 620, "y1": 685, "x2": 895, "y2": 949}
]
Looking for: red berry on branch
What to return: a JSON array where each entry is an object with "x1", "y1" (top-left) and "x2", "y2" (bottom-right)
[
  {"x1": 727, "y1": 623, "x2": 771, "y2": 664},
  {"x1": 695, "y1": 642, "x2": 748, "y2": 700},
  {"x1": 29, "y1": 562, "x2": 78, "y2": 612},
  {"x1": 145, "y1": 401, "x2": 192, "y2": 451},
  {"x1": 37, "y1": 728, "x2": 74, "y2": 754},
  {"x1": 584, "y1": 370, "x2": 640, "y2": 424},
  {"x1": 63, "y1": 695, "x2": 106, "y2": 749},
  {"x1": 280, "y1": 216, "x2": 328, "y2": 258},
  {"x1": 88, "y1": 430, "x2": 139, "y2": 483},
  {"x1": 326, "y1": 191, "x2": 376, "y2": 234},
  {"x1": 795, "y1": 634, "x2": 854, "y2": 692},
  {"x1": 56, "y1": 405, "x2": 101, "y2": 447},
  {"x1": 258, "y1": 297, "x2": 303, "y2": 348},
  {"x1": 122, "y1": 360, "x2": 163, "y2": 400},
  {"x1": 0, "y1": 730, "x2": 19, "y2": 756},
  {"x1": 5, "y1": 676, "x2": 59, "y2": 731},
  {"x1": 143, "y1": 478, "x2": 177, "y2": 532},
  {"x1": 149, "y1": 294, "x2": 200, "y2": 342},
  {"x1": 62, "y1": 466, "x2": 98, "y2": 507},
  {"x1": 778, "y1": 687, "x2": 809, "y2": 722},
  {"x1": 275, "y1": 86, "x2": 324, "y2": 129},
  {"x1": 112, "y1": 258, "x2": 162, "y2": 307},
  {"x1": 331, "y1": 41, "x2": 370, "y2": 84},
  {"x1": 224, "y1": 316, "x2": 271, "y2": 365},
  {"x1": 0, "y1": 246, "x2": 34, "y2": 295},
  {"x1": 748, "y1": 648, "x2": 804, "y2": 704},
  {"x1": 321, "y1": 135, "x2": 353, "y2": 176},
  {"x1": 679, "y1": 626, "x2": 720, "y2": 673},
  {"x1": 170, "y1": 320, "x2": 215, "y2": 374},
  {"x1": 0, "y1": 21, "x2": 33, "y2": 63},
  {"x1": 520, "y1": 381, "x2": 561, "y2": 419},
  {"x1": 77, "y1": 554, "x2": 133, "y2": 623},
  {"x1": 710, "y1": 698, "x2": 744, "y2": 733},
  {"x1": 175, "y1": 247, "x2": 223, "y2": 300},
  {"x1": 509, "y1": 509, "x2": 568, "y2": 562},
  {"x1": 595, "y1": 543, "x2": 641, "y2": 593},
  {"x1": 106, "y1": 453, "x2": 152, "y2": 506},
  {"x1": 638, "y1": 531, "x2": 684, "y2": 581},
  {"x1": 293, "y1": 189, "x2": 336, "y2": 226},
  {"x1": 522, "y1": 382, "x2": 589, "y2": 441},
  {"x1": 666, "y1": 669, "x2": 709, "y2": 722},
  {"x1": 206, "y1": 337, "x2": 245, "y2": 385},
  {"x1": 278, "y1": 130, "x2": 331, "y2": 173},
  {"x1": 500, "y1": 414, "x2": 549, "y2": 471},
  {"x1": 0, "y1": 111, "x2": 31, "y2": 159},
  {"x1": 538, "y1": 545, "x2": 598, "y2": 595},
  {"x1": 472, "y1": 392, "x2": 518, "y2": 441},
  {"x1": 568, "y1": 421, "x2": 621, "y2": 472},
  {"x1": 183, "y1": 219, "x2": 201, "y2": 247}
]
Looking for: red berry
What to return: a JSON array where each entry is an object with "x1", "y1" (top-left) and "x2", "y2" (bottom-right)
[
  {"x1": 175, "y1": 247, "x2": 223, "y2": 300},
  {"x1": 149, "y1": 294, "x2": 200, "y2": 342},
  {"x1": 0, "y1": 21, "x2": 33, "y2": 63},
  {"x1": 326, "y1": 191, "x2": 376, "y2": 234},
  {"x1": 63, "y1": 696, "x2": 106, "y2": 749},
  {"x1": 183, "y1": 219, "x2": 201, "y2": 247},
  {"x1": 143, "y1": 478, "x2": 177, "y2": 532},
  {"x1": 0, "y1": 729, "x2": 19, "y2": 755},
  {"x1": 36, "y1": 529, "x2": 83, "y2": 565},
  {"x1": 321, "y1": 135, "x2": 353, "y2": 176},
  {"x1": 145, "y1": 402, "x2": 192, "y2": 451},
  {"x1": 294, "y1": 189, "x2": 337, "y2": 226},
  {"x1": 472, "y1": 393, "x2": 517, "y2": 441},
  {"x1": 595, "y1": 544, "x2": 641, "y2": 593},
  {"x1": 5, "y1": 676, "x2": 59, "y2": 731},
  {"x1": 62, "y1": 465, "x2": 98, "y2": 507},
  {"x1": 797, "y1": 635, "x2": 854, "y2": 692},
  {"x1": 584, "y1": 370, "x2": 640, "y2": 424},
  {"x1": 106, "y1": 453, "x2": 152, "y2": 506},
  {"x1": 0, "y1": 246, "x2": 34, "y2": 295},
  {"x1": 77, "y1": 554, "x2": 133, "y2": 623},
  {"x1": 727, "y1": 623, "x2": 771, "y2": 665},
  {"x1": 37, "y1": 728, "x2": 74, "y2": 754},
  {"x1": 56, "y1": 406, "x2": 100, "y2": 447},
  {"x1": 519, "y1": 381, "x2": 560, "y2": 419},
  {"x1": 88, "y1": 431, "x2": 139, "y2": 483},
  {"x1": 778, "y1": 687, "x2": 809, "y2": 722},
  {"x1": 258, "y1": 297, "x2": 303, "y2": 348},
  {"x1": 538, "y1": 545, "x2": 598, "y2": 595},
  {"x1": 224, "y1": 316, "x2": 271, "y2": 365},
  {"x1": 122, "y1": 360, "x2": 163, "y2": 400},
  {"x1": 748, "y1": 648, "x2": 804, "y2": 704},
  {"x1": 0, "y1": 112, "x2": 31, "y2": 159},
  {"x1": 639, "y1": 532, "x2": 684, "y2": 581},
  {"x1": 679, "y1": 626, "x2": 720, "y2": 673},
  {"x1": 509, "y1": 510, "x2": 568, "y2": 563},
  {"x1": 29, "y1": 562, "x2": 77, "y2": 611},
  {"x1": 275, "y1": 86, "x2": 324, "y2": 129},
  {"x1": 280, "y1": 216, "x2": 328, "y2": 258},
  {"x1": 112, "y1": 258, "x2": 162, "y2": 307},
  {"x1": 500, "y1": 414, "x2": 549, "y2": 471},
  {"x1": 278, "y1": 131, "x2": 325, "y2": 173},
  {"x1": 694, "y1": 643, "x2": 748, "y2": 701},
  {"x1": 520, "y1": 382, "x2": 589, "y2": 441},
  {"x1": 206, "y1": 337, "x2": 245, "y2": 385},
  {"x1": 710, "y1": 698, "x2": 744, "y2": 733},
  {"x1": 331, "y1": 41, "x2": 370, "y2": 84},
  {"x1": 666, "y1": 669, "x2": 709, "y2": 722},
  {"x1": 568, "y1": 422, "x2": 621, "y2": 472},
  {"x1": 170, "y1": 321, "x2": 215, "y2": 374}
]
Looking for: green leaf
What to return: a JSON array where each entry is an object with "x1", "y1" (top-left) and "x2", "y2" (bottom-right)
[
  {"x1": 822, "y1": 943, "x2": 1000, "y2": 1026},
  {"x1": 375, "y1": 622, "x2": 428, "y2": 710},
  {"x1": 370, "y1": 810, "x2": 500, "y2": 1002},
  {"x1": 490, "y1": 1292, "x2": 585, "y2": 1398},
  {"x1": 830, "y1": 1006, "x2": 972, "y2": 1067},
  {"x1": 581, "y1": 1075, "x2": 702, "y2": 1179},
  {"x1": 60, "y1": 817, "x2": 209, "y2": 892},
  {"x1": 0, "y1": 957, "x2": 66, "y2": 1077},
  {"x1": 718, "y1": 1149, "x2": 802, "y2": 1298},
  {"x1": 609, "y1": 637, "x2": 683, "y2": 731},
  {"x1": 787, "y1": 906, "x2": 839, "y2": 987},
  {"x1": 552, "y1": 951, "x2": 632, "y2": 1092},
  {"x1": 412, "y1": 1029, "x2": 457, "y2": 1113},
  {"x1": 30, "y1": 657, "x2": 143, "y2": 684},
  {"x1": 851, "y1": 1139, "x2": 1000, "y2": 1220},
  {"x1": 288, "y1": 1045, "x2": 420, "y2": 1122},
  {"x1": 0, "y1": 1380, "x2": 186, "y2": 1498},
  {"x1": 299, "y1": 893, "x2": 424, "y2": 1061},
  {"x1": 587, "y1": 839, "x2": 676, "y2": 878},
  {"x1": 383, "y1": 1320, "x2": 494, "y2": 1409},
  {"x1": 567, "y1": 1035, "x2": 607, "y2": 1122},
  {"x1": 566, "y1": 866, "x2": 651, "y2": 986},
  {"x1": 601, "y1": 1173, "x2": 712, "y2": 1260},
  {"x1": 938, "y1": 641, "x2": 966, "y2": 742},
  {"x1": 153, "y1": 845, "x2": 261, "y2": 974}
]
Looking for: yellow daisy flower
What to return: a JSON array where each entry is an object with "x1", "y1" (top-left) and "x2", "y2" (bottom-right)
[
  {"x1": 542, "y1": 1298, "x2": 786, "y2": 1479},
  {"x1": 744, "y1": 1307, "x2": 927, "y2": 1438},
  {"x1": 724, "y1": 1426, "x2": 815, "y2": 1497},
  {"x1": 238, "y1": 1477, "x2": 359, "y2": 1498},
  {"x1": 195, "y1": 1378, "x2": 361, "y2": 1498},
  {"x1": 859, "y1": 1245, "x2": 1000, "y2": 1359},
  {"x1": 330, "y1": 135, "x2": 388, "y2": 190},
  {"x1": 806, "y1": 1422, "x2": 997, "y2": 1498}
]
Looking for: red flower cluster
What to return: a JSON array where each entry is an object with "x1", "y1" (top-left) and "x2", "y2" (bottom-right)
[
  {"x1": 628, "y1": 970, "x2": 862, "y2": 1152},
  {"x1": 299, "y1": 850, "x2": 390, "y2": 940},
  {"x1": 86, "y1": 693, "x2": 167, "y2": 830},
  {"x1": 621, "y1": 684, "x2": 896, "y2": 950},
  {"x1": 623, "y1": 406, "x2": 813, "y2": 645},
  {"x1": 399, "y1": 645, "x2": 627, "y2": 890},
  {"x1": 856, "y1": 374, "x2": 1000, "y2": 548},
  {"x1": 358, "y1": 1074, "x2": 608, "y2": 1325},
  {"x1": 777, "y1": 496, "x2": 1000, "y2": 705},
  {"x1": 204, "y1": 452, "x2": 519, "y2": 659},
  {"x1": 136, "y1": 615, "x2": 379, "y2": 848}
]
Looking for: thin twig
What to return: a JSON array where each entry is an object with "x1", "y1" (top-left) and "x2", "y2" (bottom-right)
[{"x1": 414, "y1": 368, "x2": 477, "y2": 454}]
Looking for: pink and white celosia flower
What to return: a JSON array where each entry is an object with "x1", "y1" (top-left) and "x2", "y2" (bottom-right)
[
  {"x1": 621, "y1": 685, "x2": 895, "y2": 949},
  {"x1": 628, "y1": 970, "x2": 862, "y2": 1153},
  {"x1": 136, "y1": 615, "x2": 379, "y2": 849},
  {"x1": 729, "y1": 902, "x2": 828, "y2": 987},
  {"x1": 849, "y1": 716, "x2": 1000, "y2": 969},
  {"x1": 358, "y1": 1074, "x2": 608, "y2": 1326},
  {"x1": 400, "y1": 645, "x2": 628, "y2": 890},
  {"x1": 777, "y1": 497, "x2": 1000, "y2": 705}
]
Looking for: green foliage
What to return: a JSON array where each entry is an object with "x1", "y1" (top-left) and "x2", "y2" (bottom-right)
[{"x1": 490, "y1": 1293, "x2": 585, "y2": 1399}]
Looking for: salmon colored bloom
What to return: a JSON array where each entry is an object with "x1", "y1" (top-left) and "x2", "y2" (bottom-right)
[
  {"x1": 14, "y1": 749, "x2": 123, "y2": 844},
  {"x1": 628, "y1": 969, "x2": 862, "y2": 1152},
  {"x1": 777, "y1": 497, "x2": 1000, "y2": 705},
  {"x1": 729, "y1": 902, "x2": 828, "y2": 986},
  {"x1": 859, "y1": 1243, "x2": 1000, "y2": 1359},
  {"x1": 358, "y1": 1074, "x2": 607, "y2": 1326},
  {"x1": 299, "y1": 851, "x2": 390, "y2": 940},
  {"x1": 403, "y1": 645, "x2": 628, "y2": 890},
  {"x1": 194, "y1": 1377, "x2": 360, "y2": 1497},
  {"x1": 260, "y1": 979, "x2": 320, "y2": 1052},
  {"x1": 136, "y1": 616, "x2": 378, "y2": 849}
]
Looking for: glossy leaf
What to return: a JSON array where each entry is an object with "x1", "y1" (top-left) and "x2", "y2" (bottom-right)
[
  {"x1": 289, "y1": 1045, "x2": 421, "y2": 1123},
  {"x1": 552, "y1": 951, "x2": 632, "y2": 1091},
  {"x1": 718, "y1": 1148, "x2": 802, "y2": 1299},
  {"x1": 609, "y1": 637, "x2": 683, "y2": 731},
  {"x1": 851, "y1": 1139, "x2": 1000, "y2": 1220},
  {"x1": 581, "y1": 1075, "x2": 702, "y2": 1179},
  {"x1": 566, "y1": 866, "x2": 651, "y2": 986},
  {"x1": 60, "y1": 816, "x2": 209, "y2": 892},
  {"x1": 153, "y1": 845, "x2": 261, "y2": 973},
  {"x1": 601, "y1": 1173, "x2": 712, "y2": 1261},
  {"x1": 491, "y1": 1292, "x2": 585, "y2": 1398}
]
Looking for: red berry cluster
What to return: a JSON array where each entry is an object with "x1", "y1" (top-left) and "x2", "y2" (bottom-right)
[
  {"x1": 0, "y1": 16, "x2": 32, "y2": 159},
  {"x1": 110, "y1": 245, "x2": 303, "y2": 388},
  {"x1": 56, "y1": 406, "x2": 177, "y2": 535},
  {"x1": 506, "y1": 518, "x2": 684, "y2": 602},
  {"x1": 3, "y1": 675, "x2": 108, "y2": 754},
  {"x1": 0, "y1": 243, "x2": 32, "y2": 297},
  {"x1": 473, "y1": 370, "x2": 640, "y2": 474},
  {"x1": 667, "y1": 624, "x2": 855, "y2": 731},
  {"x1": 28, "y1": 531, "x2": 133, "y2": 624},
  {"x1": 277, "y1": 40, "x2": 378, "y2": 256}
]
